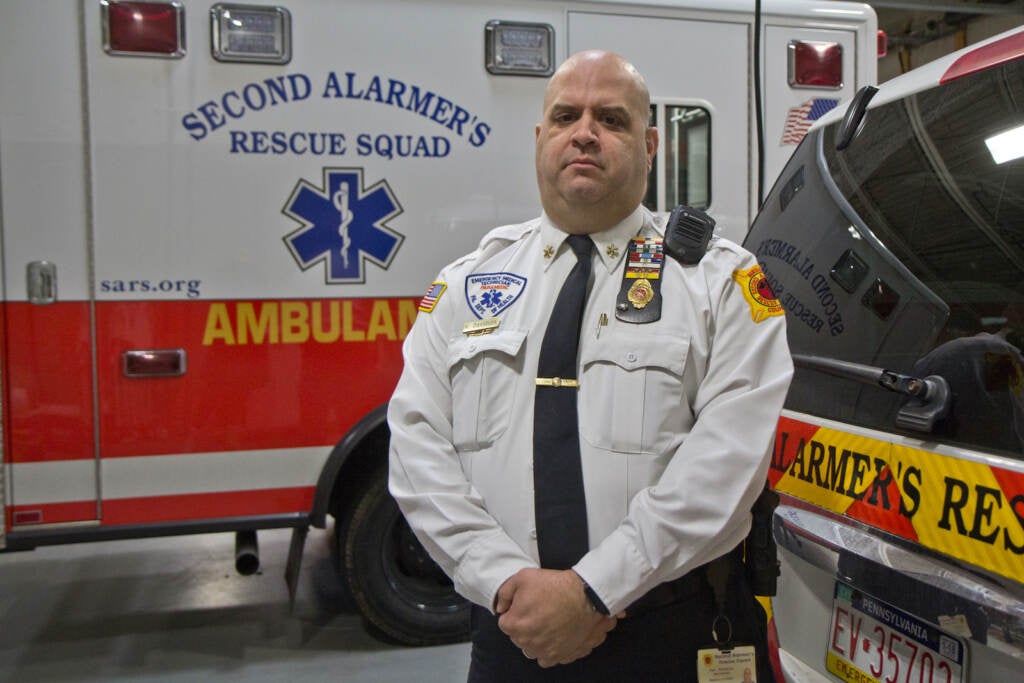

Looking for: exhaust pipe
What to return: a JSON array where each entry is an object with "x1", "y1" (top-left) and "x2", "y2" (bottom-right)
[{"x1": 235, "y1": 530, "x2": 260, "y2": 575}]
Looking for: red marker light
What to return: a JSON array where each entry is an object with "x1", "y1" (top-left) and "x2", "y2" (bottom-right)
[
  {"x1": 877, "y1": 30, "x2": 888, "y2": 58},
  {"x1": 788, "y1": 40, "x2": 843, "y2": 89},
  {"x1": 101, "y1": 0, "x2": 185, "y2": 57}
]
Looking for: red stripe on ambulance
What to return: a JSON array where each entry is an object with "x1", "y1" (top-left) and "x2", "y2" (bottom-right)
[
  {"x1": 6, "y1": 297, "x2": 417, "y2": 463},
  {"x1": 4, "y1": 302, "x2": 94, "y2": 462},
  {"x1": 9, "y1": 501, "x2": 97, "y2": 527},
  {"x1": 102, "y1": 487, "x2": 315, "y2": 525}
]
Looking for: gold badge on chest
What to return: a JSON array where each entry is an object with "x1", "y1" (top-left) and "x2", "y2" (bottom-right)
[{"x1": 616, "y1": 237, "x2": 665, "y2": 323}]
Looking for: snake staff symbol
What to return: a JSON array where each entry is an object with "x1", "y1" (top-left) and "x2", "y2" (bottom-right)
[
  {"x1": 283, "y1": 168, "x2": 404, "y2": 284},
  {"x1": 334, "y1": 186, "x2": 353, "y2": 269}
]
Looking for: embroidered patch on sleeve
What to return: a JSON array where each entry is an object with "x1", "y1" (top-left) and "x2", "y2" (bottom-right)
[
  {"x1": 732, "y1": 266, "x2": 784, "y2": 323},
  {"x1": 465, "y1": 272, "x2": 527, "y2": 319},
  {"x1": 418, "y1": 281, "x2": 447, "y2": 313}
]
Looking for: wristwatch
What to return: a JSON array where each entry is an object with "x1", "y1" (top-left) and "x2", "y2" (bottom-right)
[{"x1": 582, "y1": 580, "x2": 610, "y2": 616}]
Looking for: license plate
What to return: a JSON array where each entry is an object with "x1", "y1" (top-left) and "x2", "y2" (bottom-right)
[{"x1": 826, "y1": 583, "x2": 967, "y2": 683}]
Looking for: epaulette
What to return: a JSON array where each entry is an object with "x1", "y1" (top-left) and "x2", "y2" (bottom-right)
[
  {"x1": 445, "y1": 220, "x2": 537, "y2": 271},
  {"x1": 476, "y1": 220, "x2": 536, "y2": 253}
]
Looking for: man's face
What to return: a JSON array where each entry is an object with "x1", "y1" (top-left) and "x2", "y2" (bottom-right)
[{"x1": 535, "y1": 53, "x2": 657, "y2": 233}]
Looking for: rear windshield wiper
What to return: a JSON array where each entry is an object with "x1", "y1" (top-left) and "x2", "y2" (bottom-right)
[{"x1": 792, "y1": 354, "x2": 950, "y2": 432}]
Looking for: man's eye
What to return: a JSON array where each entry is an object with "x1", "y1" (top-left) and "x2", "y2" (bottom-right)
[{"x1": 602, "y1": 115, "x2": 623, "y2": 127}]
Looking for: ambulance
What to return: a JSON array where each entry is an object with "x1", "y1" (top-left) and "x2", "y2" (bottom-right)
[
  {"x1": 0, "y1": 0, "x2": 877, "y2": 646},
  {"x1": 746, "y1": 24, "x2": 1024, "y2": 683}
]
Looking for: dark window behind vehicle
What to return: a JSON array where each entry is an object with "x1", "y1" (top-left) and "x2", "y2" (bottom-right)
[{"x1": 749, "y1": 59, "x2": 1024, "y2": 458}]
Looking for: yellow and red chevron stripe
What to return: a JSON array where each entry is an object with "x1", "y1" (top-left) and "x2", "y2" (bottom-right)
[{"x1": 770, "y1": 414, "x2": 1024, "y2": 585}]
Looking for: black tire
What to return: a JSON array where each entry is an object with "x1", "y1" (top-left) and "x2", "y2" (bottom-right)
[{"x1": 338, "y1": 467, "x2": 470, "y2": 646}]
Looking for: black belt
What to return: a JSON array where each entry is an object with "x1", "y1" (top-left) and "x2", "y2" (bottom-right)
[
  {"x1": 625, "y1": 547, "x2": 744, "y2": 618},
  {"x1": 625, "y1": 570, "x2": 707, "y2": 618}
]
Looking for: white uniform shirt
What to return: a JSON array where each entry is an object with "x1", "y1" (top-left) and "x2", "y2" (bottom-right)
[{"x1": 388, "y1": 206, "x2": 793, "y2": 615}]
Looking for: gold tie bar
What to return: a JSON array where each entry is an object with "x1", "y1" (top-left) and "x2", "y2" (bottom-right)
[{"x1": 535, "y1": 377, "x2": 580, "y2": 388}]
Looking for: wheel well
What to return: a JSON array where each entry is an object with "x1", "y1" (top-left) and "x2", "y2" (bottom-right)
[
  {"x1": 310, "y1": 404, "x2": 392, "y2": 528},
  {"x1": 329, "y1": 426, "x2": 390, "y2": 520}
]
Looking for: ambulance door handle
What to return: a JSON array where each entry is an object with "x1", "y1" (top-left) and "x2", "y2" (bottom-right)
[
  {"x1": 27, "y1": 261, "x2": 57, "y2": 304},
  {"x1": 122, "y1": 349, "x2": 188, "y2": 378}
]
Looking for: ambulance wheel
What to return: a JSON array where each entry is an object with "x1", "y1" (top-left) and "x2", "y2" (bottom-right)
[{"x1": 340, "y1": 469, "x2": 470, "y2": 646}]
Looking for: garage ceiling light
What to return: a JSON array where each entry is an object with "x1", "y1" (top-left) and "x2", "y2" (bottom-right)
[{"x1": 985, "y1": 123, "x2": 1024, "y2": 164}]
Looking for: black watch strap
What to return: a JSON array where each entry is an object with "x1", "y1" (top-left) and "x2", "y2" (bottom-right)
[{"x1": 582, "y1": 581, "x2": 610, "y2": 615}]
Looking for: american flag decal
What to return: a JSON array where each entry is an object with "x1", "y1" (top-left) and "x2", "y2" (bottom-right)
[
  {"x1": 781, "y1": 98, "x2": 840, "y2": 145},
  {"x1": 418, "y1": 281, "x2": 447, "y2": 313}
]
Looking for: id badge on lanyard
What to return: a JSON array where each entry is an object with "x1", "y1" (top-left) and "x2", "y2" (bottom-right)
[
  {"x1": 697, "y1": 557, "x2": 759, "y2": 682},
  {"x1": 696, "y1": 644, "x2": 757, "y2": 682}
]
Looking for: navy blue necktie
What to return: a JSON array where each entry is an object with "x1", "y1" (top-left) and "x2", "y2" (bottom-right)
[{"x1": 533, "y1": 234, "x2": 593, "y2": 569}]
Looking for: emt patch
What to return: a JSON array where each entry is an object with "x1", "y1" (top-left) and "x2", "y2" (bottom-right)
[
  {"x1": 732, "y1": 265, "x2": 784, "y2": 323},
  {"x1": 465, "y1": 272, "x2": 527, "y2": 319},
  {"x1": 418, "y1": 281, "x2": 447, "y2": 312}
]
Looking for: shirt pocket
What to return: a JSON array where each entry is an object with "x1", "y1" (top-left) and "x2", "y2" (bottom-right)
[
  {"x1": 579, "y1": 332, "x2": 691, "y2": 455},
  {"x1": 447, "y1": 328, "x2": 527, "y2": 452}
]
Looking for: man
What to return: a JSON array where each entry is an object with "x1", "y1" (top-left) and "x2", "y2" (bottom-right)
[{"x1": 388, "y1": 50, "x2": 792, "y2": 681}]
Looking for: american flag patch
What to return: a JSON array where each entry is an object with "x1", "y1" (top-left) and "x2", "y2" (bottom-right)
[
  {"x1": 781, "y1": 98, "x2": 839, "y2": 145},
  {"x1": 626, "y1": 237, "x2": 664, "y2": 279},
  {"x1": 418, "y1": 281, "x2": 447, "y2": 313}
]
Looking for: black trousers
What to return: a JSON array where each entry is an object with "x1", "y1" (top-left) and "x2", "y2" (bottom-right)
[{"x1": 467, "y1": 565, "x2": 775, "y2": 683}]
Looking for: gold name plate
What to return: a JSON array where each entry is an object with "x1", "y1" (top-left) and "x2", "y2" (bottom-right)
[{"x1": 462, "y1": 317, "x2": 501, "y2": 336}]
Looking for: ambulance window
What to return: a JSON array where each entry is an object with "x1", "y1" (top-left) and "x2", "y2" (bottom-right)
[
  {"x1": 643, "y1": 107, "x2": 658, "y2": 211},
  {"x1": 645, "y1": 105, "x2": 711, "y2": 213}
]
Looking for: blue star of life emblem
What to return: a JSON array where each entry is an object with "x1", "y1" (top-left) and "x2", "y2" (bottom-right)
[
  {"x1": 283, "y1": 168, "x2": 403, "y2": 283},
  {"x1": 466, "y1": 272, "x2": 528, "y2": 319}
]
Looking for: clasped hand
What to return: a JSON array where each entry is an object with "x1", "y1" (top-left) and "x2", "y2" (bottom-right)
[{"x1": 495, "y1": 568, "x2": 621, "y2": 668}]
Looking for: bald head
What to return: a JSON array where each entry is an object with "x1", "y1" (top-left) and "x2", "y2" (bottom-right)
[
  {"x1": 534, "y1": 50, "x2": 657, "y2": 234},
  {"x1": 543, "y1": 50, "x2": 651, "y2": 118}
]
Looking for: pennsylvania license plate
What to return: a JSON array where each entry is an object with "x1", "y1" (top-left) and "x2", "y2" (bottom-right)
[{"x1": 826, "y1": 582, "x2": 967, "y2": 683}]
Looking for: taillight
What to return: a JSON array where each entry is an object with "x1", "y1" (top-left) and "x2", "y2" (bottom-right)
[
  {"x1": 877, "y1": 30, "x2": 889, "y2": 58},
  {"x1": 101, "y1": 0, "x2": 186, "y2": 58},
  {"x1": 788, "y1": 40, "x2": 843, "y2": 89}
]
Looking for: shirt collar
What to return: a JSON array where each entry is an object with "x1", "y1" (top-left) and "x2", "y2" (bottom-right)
[{"x1": 538, "y1": 206, "x2": 651, "y2": 272}]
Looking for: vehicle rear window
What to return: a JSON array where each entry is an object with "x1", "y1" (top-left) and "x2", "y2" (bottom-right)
[{"x1": 820, "y1": 58, "x2": 1024, "y2": 456}]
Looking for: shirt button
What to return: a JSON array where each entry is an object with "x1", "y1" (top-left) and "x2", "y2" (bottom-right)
[
  {"x1": 468, "y1": 343, "x2": 477, "y2": 352},
  {"x1": 626, "y1": 352, "x2": 638, "y2": 363},
  {"x1": 529, "y1": 529, "x2": 537, "y2": 539}
]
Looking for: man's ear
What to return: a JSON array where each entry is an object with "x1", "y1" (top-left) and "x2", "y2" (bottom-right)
[{"x1": 645, "y1": 127, "x2": 659, "y2": 169}]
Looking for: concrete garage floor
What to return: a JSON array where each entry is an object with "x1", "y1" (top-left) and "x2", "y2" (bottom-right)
[{"x1": 0, "y1": 527, "x2": 470, "y2": 682}]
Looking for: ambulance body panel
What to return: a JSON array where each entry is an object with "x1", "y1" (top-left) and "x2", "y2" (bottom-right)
[{"x1": 1, "y1": 0, "x2": 877, "y2": 644}]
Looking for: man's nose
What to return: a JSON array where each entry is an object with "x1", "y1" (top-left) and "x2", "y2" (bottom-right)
[{"x1": 570, "y1": 114, "x2": 599, "y2": 148}]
